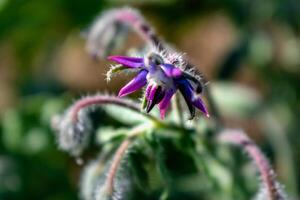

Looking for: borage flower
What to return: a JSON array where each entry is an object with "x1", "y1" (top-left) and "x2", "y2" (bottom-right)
[{"x1": 108, "y1": 52, "x2": 209, "y2": 119}]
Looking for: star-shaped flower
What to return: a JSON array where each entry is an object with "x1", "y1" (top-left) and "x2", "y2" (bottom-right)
[{"x1": 108, "y1": 52, "x2": 209, "y2": 119}]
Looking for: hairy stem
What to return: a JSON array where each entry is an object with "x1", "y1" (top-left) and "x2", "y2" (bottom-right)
[
  {"x1": 69, "y1": 94, "x2": 160, "y2": 124},
  {"x1": 105, "y1": 139, "x2": 131, "y2": 195},
  {"x1": 114, "y1": 8, "x2": 164, "y2": 50},
  {"x1": 219, "y1": 129, "x2": 285, "y2": 200},
  {"x1": 103, "y1": 124, "x2": 149, "y2": 196}
]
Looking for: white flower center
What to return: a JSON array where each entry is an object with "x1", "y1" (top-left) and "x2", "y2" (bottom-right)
[{"x1": 147, "y1": 67, "x2": 175, "y2": 90}]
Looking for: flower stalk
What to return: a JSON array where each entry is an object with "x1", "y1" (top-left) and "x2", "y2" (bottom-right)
[
  {"x1": 112, "y1": 7, "x2": 162, "y2": 50},
  {"x1": 104, "y1": 138, "x2": 131, "y2": 195},
  {"x1": 171, "y1": 93, "x2": 184, "y2": 125},
  {"x1": 102, "y1": 124, "x2": 150, "y2": 197},
  {"x1": 69, "y1": 94, "x2": 160, "y2": 124},
  {"x1": 219, "y1": 129, "x2": 287, "y2": 200}
]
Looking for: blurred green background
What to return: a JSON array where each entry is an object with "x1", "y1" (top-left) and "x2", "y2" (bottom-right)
[{"x1": 0, "y1": 0, "x2": 300, "y2": 199}]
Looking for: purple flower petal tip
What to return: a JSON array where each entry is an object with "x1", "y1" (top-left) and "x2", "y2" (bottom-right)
[
  {"x1": 117, "y1": 91, "x2": 127, "y2": 97},
  {"x1": 160, "y1": 112, "x2": 166, "y2": 119},
  {"x1": 192, "y1": 98, "x2": 209, "y2": 117},
  {"x1": 118, "y1": 70, "x2": 148, "y2": 97},
  {"x1": 107, "y1": 55, "x2": 144, "y2": 68},
  {"x1": 158, "y1": 89, "x2": 175, "y2": 120}
]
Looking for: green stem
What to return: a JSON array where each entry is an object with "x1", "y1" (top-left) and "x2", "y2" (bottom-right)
[{"x1": 171, "y1": 93, "x2": 185, "y2": 126}]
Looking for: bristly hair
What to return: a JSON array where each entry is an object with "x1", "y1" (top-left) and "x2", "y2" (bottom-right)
[
  {"x1": 106, "y1": 64, "x2": 140, "y2": 82},
  {"x1": 85, "y1": 7, "x2": 150, "y2": 59},
  {"x1": 219, "y1": 129, "x2": 288, "y2": 200},
  {"x1": 52, "y1": 105, "x2": 92, "y2": 157},
  {"x1": 148, "y1": 45, "x2": 207, "y2": 89}
]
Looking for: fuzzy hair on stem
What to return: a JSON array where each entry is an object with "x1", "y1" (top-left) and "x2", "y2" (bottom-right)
[
  {"x1": 69, "y1": 94, "x2": 160, "y2": 122},
  {"x1": 52, "y1": 106, "x2": 92, "y2": 157},
  {"x1": 218, "y1": 129, "x2": 287, "y2": 200},
  {"x1": 95, "y1": 125, "x2": 148, "y2": 199},
  {"x1": 51, "y1": 94, "x2": 160, "y2": 156},
  {"x1": 85, "y1": 7, "x2": 161, "y2": 59}
]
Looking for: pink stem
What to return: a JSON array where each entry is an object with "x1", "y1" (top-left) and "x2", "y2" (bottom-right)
[
  {"x1": 115, "y1": 8, "x2": 164, "y2": 50},
  {"x1": 69, "y1": 95, "x2": 157, "y2": 123},
  {"x1": 219, "y1": 129, "x2": 283, "y2": 200},
  {"x1": 104, "y1": 139, "x2": 131, "y2": 195}
]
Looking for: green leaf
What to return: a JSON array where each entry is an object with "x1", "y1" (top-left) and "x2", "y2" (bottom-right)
[
  {"x1": 128, "y1": 146, "x2": 151, "y2": 192},
  {"x1": 96, "y1": 127, "x2": 128, "y2": 145},
  {"x1": 80, "y1": 158, "x2": 106, "y2": 200},
  {"x1": 103, "y1": 105, "x2": 148, "y2": 125}
]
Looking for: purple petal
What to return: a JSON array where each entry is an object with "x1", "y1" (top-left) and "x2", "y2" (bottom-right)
[
  {"x1": 146, "y1": 87, "x2": 165, "y2": 113},
  {"x1": 160, "y1": 64, "x2": 182, "y2": 78},
  {"x1": 145, "y1": 84, "x2": 152, "y2": 100},
  {"x1": 148, "y1": 85, "x2": 158, "y2": 101},
  {"x1": 177, "y1": 79, "x2": 196, "y2": 118},
  {"x1": 108, "y1": 55, "x2": 144, "y2": 68},
  {"x1": 176, "y1": 78, "x2": 209, "y2": 118},
  {"x1": 192, "y1": 97, "x2": 210, "y2": 117},
  {"x1": 118, "y1": 70, "x2": 148, "y2": 97},
  {"x1": 158, "y1": 89, "x2": 175, "y2": 119}
]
